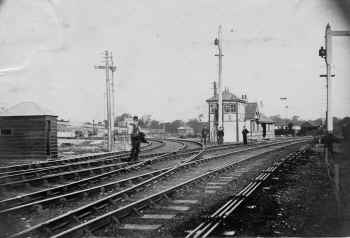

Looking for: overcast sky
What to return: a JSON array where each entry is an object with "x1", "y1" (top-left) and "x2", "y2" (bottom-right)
[{"x1": 0, "y1": 0, "x2": 349, "y2": 122}]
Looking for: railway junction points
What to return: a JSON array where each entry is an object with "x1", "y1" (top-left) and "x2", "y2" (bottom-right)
[
  {"x1": 0, "y1": 136, "x2": 346, "y2": 237},
  {"x1": 0, "y1": 2, "x2": 349, "y2": 236}
]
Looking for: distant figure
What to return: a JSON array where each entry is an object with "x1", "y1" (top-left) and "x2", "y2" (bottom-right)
[
  {"x1": 242, "y1": 126, "x2": 249, "y2": 145},
  {"x1": 217, "y1": 126, "x2": 224, "y2": 144},
  {"x1": 201, "y1": 126, "x2": 209, "y2": 145},
  {"x1": 129, "y1": 116, "x2": 141, "y2": 161},
  {"x1": 262, "y1": 123, "x2": 266, "y2": 138}
]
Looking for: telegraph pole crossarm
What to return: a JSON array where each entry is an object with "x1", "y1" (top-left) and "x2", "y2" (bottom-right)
[
  {"x1": 331, "y1": 30, "x2": 350, "y2": 36},
  {"x1": 94, "y1": 66, "x2": 105, "y2": 69}
]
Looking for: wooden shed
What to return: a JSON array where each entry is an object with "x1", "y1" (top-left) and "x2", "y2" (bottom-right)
[{"x1": 0, "y1": 102, "x2": 57, "y2": 161}]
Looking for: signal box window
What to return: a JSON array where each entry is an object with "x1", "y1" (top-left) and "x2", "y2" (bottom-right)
[
  {"x1": 224, "y1": 104, "x2": 237, "y2": 113},
  {"x1": 210, "y1": 104, "x2": 217, "y2": 113},
  {"x1": 0, "y1": 128, "x2": 13, "y2": 136}
]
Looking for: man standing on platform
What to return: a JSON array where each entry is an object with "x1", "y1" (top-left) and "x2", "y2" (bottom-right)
[{"x1": 242, "y1": 126, "x2": 249, "y2": 145}]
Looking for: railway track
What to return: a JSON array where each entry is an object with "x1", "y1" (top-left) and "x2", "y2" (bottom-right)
[
  {"x1": 0, "y1": 139, "x2": 165, "y2": 175},
  {"x1": 0, "y1": 151, "x2": 197, "y2": 213},
  {"x1": 185, "y1": 150, "x2": 306, "y2": 238},
  {"x1": 0, "y1": 139, "x2": 176, "y2": 188},
  {"x1": 0, "y1": 139, "x2": 280, "y2": 212},
  {"x1": 0, "y1": 138, "x2": 265, "y2": 186},
  {"x1": 143, "y1": 138, "x2": 201, "y2": 154},
  {"x1": 0, "y1": 139, "x2": 202, "y2": 193},
  {"x1": 0, "y1": 141, "x2": 193, "y2": 203},
  {"x1": 0, "y1": 141, "x2": 251, "y2": 214},
  {"x1": 4, "y1": 138, "x2": 309, "y2": 238}
]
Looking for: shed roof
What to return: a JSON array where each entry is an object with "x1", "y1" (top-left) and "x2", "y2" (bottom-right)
[
  {"x1": 0, "y1": 102, "x2": 56, "y2": 117},
  {"x1": 244, "y1": 102, "x2": 274, "y2": 123},
  {"x1": 245, "y1": 102, "x2": 258, "y2": 120},
  {"x1": 300, "y1": 121, "x2": 318, "y2": 128},
  {"x1": 259, "y1": 113, "x2": 274, "y2": 123}
]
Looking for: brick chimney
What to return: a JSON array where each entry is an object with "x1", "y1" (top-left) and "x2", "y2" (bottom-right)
[{"x1": 213, "y1": 82, "x2": 217, "y2": 97}]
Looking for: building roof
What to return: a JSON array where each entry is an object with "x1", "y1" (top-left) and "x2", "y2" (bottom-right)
[
  {"x1": 244, "y1": 102, "x2": 274, "y2": 123},
  {"x1": 259, "y1": 113, "x2": 274, "y2": 123},
  {"x1": 245, "y1": 102, "x2": 258, "y2": 120},
  {"x1": 206, "y1": 89, "x2": 244, "y2": 102},
  {"x1": 300, "y1": 121, "x2": 319, "y2": 128},
  {"x1": 0, "y1": 102, "x2": 56, "y2": 117}
]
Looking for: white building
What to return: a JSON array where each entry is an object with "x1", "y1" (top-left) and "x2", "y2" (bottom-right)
[
  {"x1": 207, "y1": 89, "x2": 275, "y2": 143},
  {"x1": 244, "y1": 102, "x2": 275, "y2": 140},
  {"x1": 207, "y1": 89, "x2": 247, "y2": 143}
]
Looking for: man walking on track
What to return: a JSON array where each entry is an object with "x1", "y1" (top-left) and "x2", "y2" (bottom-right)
[
  {"x1": 129, "y1": 116, "x2": 141, "y2": 161},
  {"x1": 242, "y1": 126, "x2": 249, "y2": 145}
]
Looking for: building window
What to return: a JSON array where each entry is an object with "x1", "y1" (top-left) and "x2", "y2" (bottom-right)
[
  {"x1": 224, "y1": 103, "x2": 237, "y2": 113},
  {"x1": 0, "y1": 128, "x2": 13, "y2": 136},
  {"x1": 210, "y1": 104, "x2": 217, "y2": 114}
]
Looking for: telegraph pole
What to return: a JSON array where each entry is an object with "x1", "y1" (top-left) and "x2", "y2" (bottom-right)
[
  {"x1": 95, "y1": 50, "x2": 113, "y2": 152},
  {"x1": 214, "y1": 25, "x2": 223, "y2": 130},
  {"x1": 325, "y1": 24, "x2": 333, "y2": 133},
  {"x1": 110, "y1": 53, "x2": 117, "y2": 142}
]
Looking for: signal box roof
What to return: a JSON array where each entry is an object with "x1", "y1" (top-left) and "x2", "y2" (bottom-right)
[
  {"x1": 206, "y1": 89, "x2": 245, "y2": 103},
  {"x1": 0, "y1": 102, "x2": 56, "y2": 117}
]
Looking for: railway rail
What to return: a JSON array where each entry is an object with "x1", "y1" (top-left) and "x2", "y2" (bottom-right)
[
  {"x1": 49, "y1": 140, "x2": 307, "y2": 238},
  {"x1": 0, "y1": 141, "x2": 253, "y2": 213},
  {"x1": 0, "y1": 151, "x2": 197, "y2": 213},
  {"x1": 0, "y1": 139, "x2": 201, "y2": 205},
  {"x1": 185, "y1": 150, "x2": 305, "y2": 238},
  {"x1": 0, "y1": 139, "x2": 210, "y2": 192},
  {"x1": 0, "y1": 139, "x2": 193, "y2": 187},
  {"x1": 5, "y1": 138, "x2": 309, "y2": 238},
  {"x1": 0, "y1": 139, "x2": 166, "y2": 175},
  {"x1": 0, "y1": 153, "x2": 161, "y2": 185}
]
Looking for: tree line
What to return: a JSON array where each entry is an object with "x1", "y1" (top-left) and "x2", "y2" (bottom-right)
[
  {"x1": 109, "y1": 113, "x2": 350, "y2": 137},
  {"x1": 113, "y1": 113, "x2": 206, "y2": 134}
]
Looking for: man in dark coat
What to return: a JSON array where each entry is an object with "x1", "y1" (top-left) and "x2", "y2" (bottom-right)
[
  {"x1": 201, "y1": 125, "x2": 209, "y2": 145},
  {"x1": 262, "y1": 123, "x2": 266, "y2": 138},
  {"x1": 242, "y1": 126, "x2": 249, "y2": 145},
  {"x1": 217, "y1": 126, "x2": 224, "y2": 144},
  {"x1": 129, "y1": 116, "x2": 141, "y2": 161}
]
